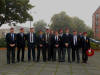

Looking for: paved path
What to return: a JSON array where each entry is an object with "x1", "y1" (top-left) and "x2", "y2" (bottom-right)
[{"x1": 0, "y1": 50, "x2": 100, "y2": 75}]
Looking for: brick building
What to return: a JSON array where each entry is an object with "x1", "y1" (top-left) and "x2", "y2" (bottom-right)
[{"x1": 92, "y1": 6, "x2": 100, "y2": 40}]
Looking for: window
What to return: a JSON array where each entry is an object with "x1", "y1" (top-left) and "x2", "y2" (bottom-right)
[
  {"x1": 96, "y1": 14, "x2": 99, "y2": 19},
  {"x1": 96, "y1": 21, "x2": 98, "y2": 25},
  {"x1": 96, "y1": 28, "x2": 99, "y2": 34}
]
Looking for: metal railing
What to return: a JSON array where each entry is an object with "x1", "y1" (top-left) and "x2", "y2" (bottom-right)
[{"x1": 90, "y1": 38, "x2": 100, "y2": 44}]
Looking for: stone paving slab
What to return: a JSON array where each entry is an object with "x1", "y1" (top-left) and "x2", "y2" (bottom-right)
[{"x1": 0, "y1": 50, "x2": 100, "y2": 75}]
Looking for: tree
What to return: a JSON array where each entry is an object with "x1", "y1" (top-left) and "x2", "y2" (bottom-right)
[
  {"x1": 87, "y1": 29, "x2": 94, "y2": 38},
  {"x1": 72, "y1": 17, "x2": 87, "y2": 32},
  {"x1": 50, "y1": 11, "x2": 73, "y2": 32},
  {"x1": 0, "y1": 0, "x2": 34, "y2": 26},
  {"x1": 34, "y1": 20, "x2": 47, "y2": 32},
  {"x1": 50, "y1": 11, "x2": 91, "y2": 33}
]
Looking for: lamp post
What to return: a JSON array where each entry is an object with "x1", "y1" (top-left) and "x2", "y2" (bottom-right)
[{"x1": 30, "y1": 11, "x2": 32, "y2": 28}]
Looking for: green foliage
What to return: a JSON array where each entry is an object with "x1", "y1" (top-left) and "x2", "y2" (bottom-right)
[
  {"x1": 0, "y1": 38, "x2": 6, "y2": 47},
  {"x1": 90, "y1": 42, "x2": 100, "y2": 50},
  {"x1": 0, "y1": 0, "x2": 34, "y2": 26},
  {"x1": 34, "y1": 20, "x2": 47, "y2": 32},
  {"x1": 50, "y1": 11, "x2": 92, "y2": 34},
  {"x1": 72, "y1": 17, "x2": 87, "y2": 32},
  {"x1": 50, "y1": 11, "x2": 73, "y2": 32},
  {"x1": 87, "y1": 29, "x2": 94, "y2": 38}
]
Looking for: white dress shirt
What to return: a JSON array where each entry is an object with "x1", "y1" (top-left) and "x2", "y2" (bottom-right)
[
  {"x1": 30, "y1": 32, "x2": 34, "y2": 43},
  {"x1": 55, "y1": 35, "x2": 58, "y2": 41},
  {"x1": 84, "y1": 36, "x2": 86, "y2": 40},
  {"x1": 73, "y1": 35, "x2": 77, "y2": 45}
]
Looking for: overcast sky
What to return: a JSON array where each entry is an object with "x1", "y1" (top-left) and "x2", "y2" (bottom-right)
[{"x1": 0, "y1": 0, "x2": 100, "y2": 29}]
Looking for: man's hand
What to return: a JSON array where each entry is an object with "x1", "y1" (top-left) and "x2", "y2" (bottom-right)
[
  {"x1": 65, "y1": 43, "x2": 69, "y2": 47},
  {"x1": 10, "y1": 44, "x2": 15, "y2": 47},
  {"x1": 40, "y1": 44, "x2": 43, "y2": 47},
  {"x1": 55, "y1": 44, "x2": 59, "y2": 48}
]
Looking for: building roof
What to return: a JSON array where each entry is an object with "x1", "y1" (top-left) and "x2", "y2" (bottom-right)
[{"x1": 93, "y1": 6, "x2": 100, "y2": 15}]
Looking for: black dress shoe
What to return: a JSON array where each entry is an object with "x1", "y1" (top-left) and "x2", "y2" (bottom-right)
[
  {"x1": 7, "y1": 62, "x2": 10, "y2": 64},
  {"x1": 22, "y1": 60, "x2": 24, "y2": 62},
  {"x1": 82, "y1": 61, "x2": 85, "y2": 63},
  {"x1": 72, "y1": 60, "x2": 75, "y2": 62},
  {"x1": 61, "y1": 60, "x2": 65, "y2": 62},
  {"x1": 77, "y1": 61, "x2": 80, "y2": 63},
  {"x1": 17, "y1": 61, "x2": 20, "y2": 63},
  {"x1": 84, "y1": 61, "x2": 87, "y2": 64},
  {"x1": 28, "y1": 60, "x2": 31, "y2": 62},
  {"x1": 37, "y1": 60, "x2": 39, "y2": 62},
  {"x1": 68, "y1": 61, "x2": 71, "y2": 63},
  {"x1": 12, "y1": 61, "x2": 15, "y2": 64}
]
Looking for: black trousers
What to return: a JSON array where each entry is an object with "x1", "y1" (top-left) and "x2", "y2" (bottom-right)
[
  {"x1": 63, "y1": 48, "x2": 71, "y2": 62},
  {"x1": 72, "y1": 46, "x2": 80, "y2": 62},
  {"x1": 37, "y1": 47, "x2": 46, "y2": 62},
  {"x1": 17, "y1": 46, "x2": 25, "y2": 62},
  {"x1": 7, "y1": 46, "x2": 15, "y2": 64},
  {"x1": 53, "y1": 48, "x2": 58, "y2": 61},
  {"x1": 28, "y1": 44, "x2": 35, "y2": 61},
  {"x1": 82, "y1": 48, "x2": 88, "y2": 62},
  {"x1": 45, "y1": 44, "x2": 51, "y2": 61},
  {"x1": 50, "y1": 45, "x2": 54, "y2": 61},
  {"x1": 58, "y1": 47, "x2": 66, "y2": 62}
]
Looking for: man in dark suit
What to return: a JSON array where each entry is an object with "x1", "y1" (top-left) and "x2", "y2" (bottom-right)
[
  {"x1": 63, "y1": 28, "x2": 72, "y2": 63},
  {"x1": 44, "y1": 29, "x2": 51, "y2": 61},
  {"x1": 26, "y1": 28, "x2": 37, "y2": 62},
  {"x1": 49, "y1": 30, "x2": 55, "y2": 61},
  {"x1": 71, "y1": 30, "x2": 80, "y2": 63},
  {"x1": 6, "y1": 28, "x2": 16, "y2": 64},
  {"x1": 53, "y1": 30, "x2": 60, "y2": 61},
  {"x1": 37, "y1": 30, "x2": 46, "y2": 62},
  {"x1": 17, "y1": 28, "x2": 26, "y2": 62},
  {"x1": 78, "y1": 32, "x2": 83, "y2": 50},
  {"x1": 82, "y1": 32, "x2": 90, "y2": 63},
  {"x1": 58, "y1": 29, "x2": 65, "y2": 62}
]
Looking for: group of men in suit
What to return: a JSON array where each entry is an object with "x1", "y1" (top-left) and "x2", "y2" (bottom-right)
[{"x1": 6, "y1": 27, "x2": 90, "y2": 64}]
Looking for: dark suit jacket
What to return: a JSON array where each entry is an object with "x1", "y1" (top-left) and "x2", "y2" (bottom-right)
[
  {"x1": 26, "y1": 33, "x2": 37, "y2": 46},
  {"x1": 71, "y1": 35, "x2": 80, "y2": 48},
  {"x1": 59, "y1": 34, "x2": 64, "y2": 48},
  {"x1": 53, "y1": 35, "x2": 60, "y2": 48},
  {"x1": 81, "y1": 36, "x2": 90, "y2": 49},
  {"x1": 62, "y1": 33, "x2": 72, "y2": 48},
  {"x1": 37, "y1": 34, "x2": 46, "y2": 47},
  {"x1": 6, "y1": 33, "x2": 17, "y2": 47},
  {"x1": 49, "y1": 34, "x2": 55, "y2": 46},
  {"x1": 43, "y1": 33, "x2": 50, "y2": 45},
  {"x1": 16, "y1": 33, "x2": 26, "y2": 47},
  {"x1": 78, "y1": 35, "x2": 83, "y2": 48}
]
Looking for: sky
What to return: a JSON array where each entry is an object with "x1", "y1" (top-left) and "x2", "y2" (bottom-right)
[{"x1": 0, "y1": 0, "x2": 100, "y2": 29}]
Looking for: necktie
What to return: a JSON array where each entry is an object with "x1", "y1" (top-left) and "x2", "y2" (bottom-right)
[
  {"x1": 11, "y1": 33, "x2": 14, "y2": 40},
  {"x1": 74, "y1": 36, "x2": 76, "y2": 45},
  {"x1": 75, "y1": 36, "x2": 77, "y2": 45},
  {"x1": 30, "y1": 33, "x2": 33, "y2": 43},
  {"x1": 84, "y1": 37, "x2": 86, "y2": 40},
  {"x1": 21, "y1": 33, "x2": 23, "y2": 38},
  {"x1": 56, "y1": 36, "x2": 58, "y2": 41},
  {"x1": 40, "y1": 35, "x2": 42, "y2": 39}
]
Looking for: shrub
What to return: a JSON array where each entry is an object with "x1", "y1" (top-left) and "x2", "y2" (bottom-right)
[
  {"x1": 0, "y1": 38, "x2": 6, "y2": 47},
  {"x1": 90, "y1": 42, "x2": 100, "y2": 50}
]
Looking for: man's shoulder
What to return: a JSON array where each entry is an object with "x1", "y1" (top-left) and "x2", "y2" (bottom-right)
[{"x1": 6, "y1": 33, "x2": 10, "y2": 36}]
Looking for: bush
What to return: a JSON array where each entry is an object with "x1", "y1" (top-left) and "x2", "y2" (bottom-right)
[
  {"x1": 0, "y1": 38, "x2": 6, "y2": 47},
  {"x1": 90, "y1": 42, "x2": 100, "y2": 50}
]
